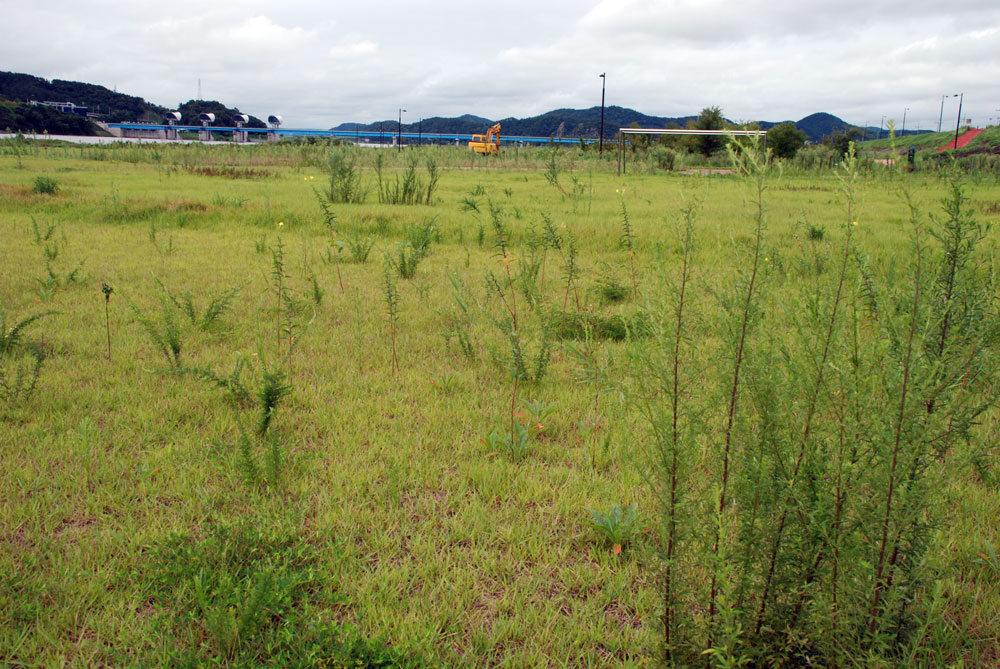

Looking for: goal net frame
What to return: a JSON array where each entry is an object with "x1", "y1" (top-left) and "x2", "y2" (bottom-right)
[{"x1": 616, "y1": 128, "x2": 767, "y2": 175}]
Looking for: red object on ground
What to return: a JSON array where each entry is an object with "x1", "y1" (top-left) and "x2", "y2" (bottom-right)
[{"x1": 938, "y1": 128, "x2": 984, "y2": 152}]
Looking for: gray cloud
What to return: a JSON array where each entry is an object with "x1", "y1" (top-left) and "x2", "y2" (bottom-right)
[{"x1": 2, "y1": 0, "x2": 998, "y2": 130}]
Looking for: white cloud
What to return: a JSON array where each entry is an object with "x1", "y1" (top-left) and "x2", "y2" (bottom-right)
[{"x1": 328, "y1": 40, "x2": 379, "y2": 58}]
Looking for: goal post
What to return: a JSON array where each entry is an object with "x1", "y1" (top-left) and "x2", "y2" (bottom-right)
[{"x1": 616, "y1": 128, "x2": 767, "y2": 176}]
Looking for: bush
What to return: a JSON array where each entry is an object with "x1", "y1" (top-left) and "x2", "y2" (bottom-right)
[
  {"x1": 651, "y1": 146, "x2": 677, "y2": 171},
  {"x1": 32, "y1": 175, "x2": 58, "y2": 195}
]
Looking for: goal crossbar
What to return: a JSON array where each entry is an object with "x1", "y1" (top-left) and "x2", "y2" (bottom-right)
[
  {"x1": 616, "y1": 128, "x2": 767, "y2": 174},
  {"x1": 620, "y1": 128, "x2": 766, "y2": 136}
]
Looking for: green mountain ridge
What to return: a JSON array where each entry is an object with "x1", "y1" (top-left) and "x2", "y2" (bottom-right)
[
  {"x1": 0, "y1": 71, "x2": 265, "y2": 132},
  {"x1": 335, "y1": 108, "x2": 869, "y2": 143},
  {"x1": 0, "y1": 70, "x2": 929, "y2": 143}
]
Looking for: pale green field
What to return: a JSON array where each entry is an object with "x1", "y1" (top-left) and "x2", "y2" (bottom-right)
[{"x1": 1, "y1": 140, "x2": 999, "y2": 666}]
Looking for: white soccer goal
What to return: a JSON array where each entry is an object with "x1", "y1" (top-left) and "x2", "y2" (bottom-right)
[{"x1": 616, "y1": 128, "x2": 767, "y2": 175}]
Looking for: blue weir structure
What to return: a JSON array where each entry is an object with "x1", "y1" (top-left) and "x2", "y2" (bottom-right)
[{"x1": 106, "y1": 123, "x2": 596, "y2": 146}]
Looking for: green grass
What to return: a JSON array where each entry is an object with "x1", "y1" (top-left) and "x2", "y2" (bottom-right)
[{"x1": 1, "y1": 139, "x2": 999, "y2": 665}]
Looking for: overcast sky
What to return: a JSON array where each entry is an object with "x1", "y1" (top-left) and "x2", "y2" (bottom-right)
[{"x1": 3, "y1": 0, "x2": 999, "y2": 130}]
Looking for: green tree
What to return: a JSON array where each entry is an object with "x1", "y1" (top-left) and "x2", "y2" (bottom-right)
[
  {"x1": 767, "y1": 122, "x2": 808, "y2": 159},
  {"x1": 626, "y1": 121, "x2": 650, "y2": 152},
  {"x1": 826, "y1": 128, "x2": 863, "y2": 158},
  {"x1": 695, "y1": 106, "x2": 726, "y2": 156},
  {"x1": 656, "y1": 121, "x2": 695, "y2": 152}
]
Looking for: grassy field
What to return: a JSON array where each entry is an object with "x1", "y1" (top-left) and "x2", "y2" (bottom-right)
[{"x1": 1, "y1": 139, "x2": 999, "y2": 666}]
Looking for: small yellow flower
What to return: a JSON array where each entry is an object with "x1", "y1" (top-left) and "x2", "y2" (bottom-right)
[
  {"x1": 310, "y1": 176, "x2": 315, "y2": 180},
  {"x1": 616, "y1": 189, "x2": 620, "y2": 193},
  {"x1": 303, "y1": 177, "x2": 308, "y2": 181},
  {"x1": 765, "y1": 256, "x2": 770, "y2": 263},
  {"x1": 277, "y1": 221, "x2": 284, "y2": 228},
  {"x1": 852, "y1": 220, "x2": 858, "y2": 226}
]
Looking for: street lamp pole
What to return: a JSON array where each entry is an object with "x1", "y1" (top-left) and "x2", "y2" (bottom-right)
[
  {"x1": 938, "y1": 94, "x2": 958, "y2": 133},
  {"x1": 953, "y1": 93, "x2": 964, "y2": 151},
  {"x1": 901, "y1": 107, "x2": 908, "y2": 139},
  {"x1": 398, "y1": 108, "x2": 406, "y2": 152},
  {"x1": 599, "y1": 73, "x2": 606, "y2": 155},
  {"x1": 878, "y1": 116, "x2": 885, "y2": 140}
]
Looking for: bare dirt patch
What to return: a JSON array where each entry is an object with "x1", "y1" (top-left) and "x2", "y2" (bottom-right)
[{"x1": 679, "y1": 168, "x2": 734, "y2": 175}]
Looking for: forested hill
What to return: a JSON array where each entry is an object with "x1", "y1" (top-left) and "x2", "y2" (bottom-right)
[
  {"x1": 333, "y1": 106, "x2": 698, "y2": 139},
  {"x1": 0, "y1": 71, "x2": 161, "y2": 122},
  {"x1": 335, "y1": 107, "x2": 863, "y2": 142},
  {"x1": 3, "y1": 70, "x2": 873, "y2": 142},
  {"x1": 0, "y1": 71, "x2": 266, "y2": 129}
]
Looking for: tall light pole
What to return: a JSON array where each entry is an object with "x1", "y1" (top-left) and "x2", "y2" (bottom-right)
[
  {"x1": 938, "y1": 94, "x2": 957, "y2": 133},
  {"x1": 953, "y1": 93, "x2": 964, "y2": 150},
  {"x1": 398, "y1": 108, "x2": 406, "y2": 152},
  {"x1": 878, "y1": 116, "x2": 886, "y2": 140},
  {"x1": 599, "y1": 73, "x2": 606, "y2": 155},
  {"x1": 901, "y1": 107, "x2": 909, "y2": 139}
]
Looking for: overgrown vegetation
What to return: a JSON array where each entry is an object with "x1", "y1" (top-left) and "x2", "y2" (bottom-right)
[{"x1": 2, "y1": 138, "x2": 999, "y2": 667}]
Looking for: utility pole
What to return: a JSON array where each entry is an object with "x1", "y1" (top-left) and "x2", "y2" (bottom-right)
[
  {"x1": 418, "y1": 118, "x2": 422, "y2": 147},
  {"x1": 599, "y1": 73, "x2": 606, "y2": 154},
  {"x1": 954, "y1": 93, "x2": 964, "y2": 150},
  {"x1": 878, "y1": 116, "x2": 885, "y2": 140},
  {"x1": 901, "y1": 107, "x2": 908, "y2": 139},
  {"x1": 398, "y1": 108, "x2": 406, "y2": 151}
]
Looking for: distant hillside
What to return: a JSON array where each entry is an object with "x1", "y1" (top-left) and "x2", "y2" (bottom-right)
[
  {"x1": 796, "y1": 112, "x2": 855, "y2": 140},
  {"x1": 498, "y1": 106, "x2": 696, "y2": 138},
  {"x1": 335, "y1": 107, "x2": 861, "y2": 142},
  {"x1": 4, "y1": 70, "x2": 909, "y2": 143},
  {"x1": 0, "y1": 71, "x2": 265, "y2": 131},
  {"x1": 336, "y1": 106, "x2": 697, "y2": 138},
  {"x1": 0, "y1": 99, "x2": 98, "y2": 135},
  {"x1": 0, "y1": 71, "x2": 164, "y2": 122},
  {"x1": 335, "y1": 114, "x2": 493, "y2": 135}
]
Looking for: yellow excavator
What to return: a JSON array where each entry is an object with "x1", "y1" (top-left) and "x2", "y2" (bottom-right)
[{"x1": 468, "y1": 123, "x2": 501, "y2": 155}]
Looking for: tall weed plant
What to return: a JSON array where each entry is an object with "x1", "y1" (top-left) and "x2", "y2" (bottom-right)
[{"x1": 629, "y1": 139, "x2": 1000, "y2": 665}]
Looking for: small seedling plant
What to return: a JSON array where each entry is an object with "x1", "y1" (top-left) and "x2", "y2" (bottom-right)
[
  {"x1": 101, "y1": 282, "x2": 113, "y2": 361},
  {"x1": 0, "y1": 308, "x2": 54, "y2": 404},
  {"x1": 585, "y1": 503, "x2": 643, "y2": 555},
  {"x1": 314, "y1": 189, "x2": 345, "y2": 291},
  {"x1": 382, "y1": 255, "x2": 401, "y2": 374}
]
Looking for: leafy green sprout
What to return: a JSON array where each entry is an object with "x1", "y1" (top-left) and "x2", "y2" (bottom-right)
[{"x1": 584, "y1": 503, "x2": 643, "y2": 555}]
